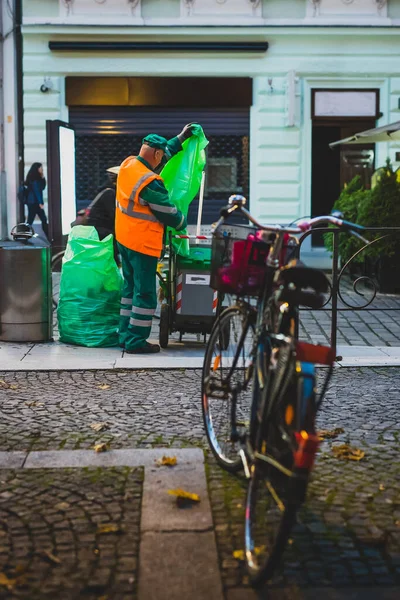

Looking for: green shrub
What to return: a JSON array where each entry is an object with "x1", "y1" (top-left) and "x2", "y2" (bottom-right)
[
  {"x1": 323, "y1": 176, "x2": 371, "y2": 264},
  {"x1": 324, "y1": 160, "x2": 400, "y2": 264}
]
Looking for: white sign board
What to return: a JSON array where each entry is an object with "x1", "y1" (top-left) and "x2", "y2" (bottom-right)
[{"x1": 314, "y1": 91, "x2": 377, "y2": 118}]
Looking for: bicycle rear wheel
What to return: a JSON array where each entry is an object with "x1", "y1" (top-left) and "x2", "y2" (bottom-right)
[
  {"x1": 202, "y1": 305, "x2": 255, "y2": 472},
  {"x1": 245, "y1": 350, "x2": 317, "y2": 586}
]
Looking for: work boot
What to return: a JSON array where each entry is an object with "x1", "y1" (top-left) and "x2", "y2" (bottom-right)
[{"x1": 125, "y1": 342, "x2": 160, "y2": 354}]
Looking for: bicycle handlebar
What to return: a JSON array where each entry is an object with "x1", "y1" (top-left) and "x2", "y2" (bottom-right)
[{"x1": 215, "y1": 202, "x2": 366, "y2": 239}]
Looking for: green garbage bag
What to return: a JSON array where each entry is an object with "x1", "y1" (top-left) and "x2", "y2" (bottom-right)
[
  {"x1": 58, "y1": 226, "x2": 123, "y2": 347},
  {"x1": 161, "y1": 124, "x2": 209, "y2": 257}
]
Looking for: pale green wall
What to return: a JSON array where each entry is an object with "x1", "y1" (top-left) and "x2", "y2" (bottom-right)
[
  {"x1": 23, "y1": 0, "x2": 58, "y2": 18},
  {"x1": 21, "y1": 24, "x2": 400, "y2": 224},
  {"x1": 262, "y1": 0, "x2": 305, "y2": 19},
  {"x1": 141, "y1": 0, "x2": 180, "y2": 19},
  {"x1": 388, "y1": 0, "x2": 400, "y2": 18}
]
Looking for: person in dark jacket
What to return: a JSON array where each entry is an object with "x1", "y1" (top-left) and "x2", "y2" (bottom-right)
[
  {"x1": 86, "y1": 166, "x2": 119, "y2": 261},
  {"x1": 25, "y1": 162, "x2": 48, "y2": 239},
  {"x1": 86, "y1": 166, "x2": 118, "y2": 240}
]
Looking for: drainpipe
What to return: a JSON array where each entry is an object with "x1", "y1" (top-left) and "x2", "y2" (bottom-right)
[
  {"x1": 15, "y1": 0, "x2": 24, "y2": 223},
  {"x1": 0, "y1": 5, "x2": 6, "y2": 238},
  {"x1": 1, "y1": 0, "x2": 22, "y2": 239}
]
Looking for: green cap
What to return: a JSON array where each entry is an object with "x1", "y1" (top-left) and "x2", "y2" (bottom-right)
[{"x1": 142, "y1": 134, "x2": 168, "y2": 151}]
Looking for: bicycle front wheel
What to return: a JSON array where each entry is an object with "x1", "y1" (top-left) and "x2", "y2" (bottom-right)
[{"x1": 202, "y1": 305, "x2": 255, "y2": 472}]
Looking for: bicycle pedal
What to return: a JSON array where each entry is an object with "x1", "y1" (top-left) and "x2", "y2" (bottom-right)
[{"x1": 239, "y1": 449, "x2": 251, "y2": 479}]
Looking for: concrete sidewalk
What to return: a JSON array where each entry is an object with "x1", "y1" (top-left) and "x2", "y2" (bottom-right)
[{"x1": 1, "y1": 339, "x2": 400, "y2": 370}]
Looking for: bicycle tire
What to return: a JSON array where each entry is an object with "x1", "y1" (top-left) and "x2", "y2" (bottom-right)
[
  {"x1": 202, "y1": 305, "x2": 255, "y2": 472},
  {"x1": 245, "y1": 352, "x2": 317, "y2": 587}
]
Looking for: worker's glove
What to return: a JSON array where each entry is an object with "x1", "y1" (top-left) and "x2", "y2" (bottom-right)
[{"x1": 177, "y1": 123, "x2": 196, "y2": 143}]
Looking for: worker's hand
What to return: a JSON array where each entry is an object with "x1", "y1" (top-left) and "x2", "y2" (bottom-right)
[
  {"x1": 39, "y1": 204, "x2": 44, "y2": 209},
  {"x1": 177, "y1": 123, "x2": 196, "y2": 143}
]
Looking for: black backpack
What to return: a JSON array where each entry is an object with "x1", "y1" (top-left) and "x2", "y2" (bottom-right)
[{"x1": 17, "y1": 183, "x2": 29, "y2": 205}]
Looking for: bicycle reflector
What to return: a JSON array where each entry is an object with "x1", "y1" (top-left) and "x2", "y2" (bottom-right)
[
  {"x1": 295, "y1": 341, "x2": 335, "y2": 365},
  {"x1": 294, "y1": 431, "x2": 320, "y2": 470}
]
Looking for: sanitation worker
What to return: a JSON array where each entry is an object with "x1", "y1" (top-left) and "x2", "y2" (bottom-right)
[{"x1": 116, "y1": 125, "x2": 195, "y2": 354}]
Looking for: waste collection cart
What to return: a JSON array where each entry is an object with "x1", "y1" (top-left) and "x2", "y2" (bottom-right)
[{"x1": 158, "y1": 235, "x2": 220, "y2": 348}]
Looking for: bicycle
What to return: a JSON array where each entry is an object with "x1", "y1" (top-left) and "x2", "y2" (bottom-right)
[{"x1": 202, "y1": 195, "x2": 367, "y2": 586}]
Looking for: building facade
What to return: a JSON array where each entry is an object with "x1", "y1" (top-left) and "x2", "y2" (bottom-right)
[{"x1": 5, "y1": 0, "x2": 400, "y2": 253}]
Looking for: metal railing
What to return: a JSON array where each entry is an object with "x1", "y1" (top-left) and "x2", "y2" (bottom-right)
[{"x1": 295, "y1": 227, "x2": 400, "y2": 354}]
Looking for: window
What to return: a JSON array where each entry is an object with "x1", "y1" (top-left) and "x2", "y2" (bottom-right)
[
  {"x1": 206, "y1": 158, "x2": 238, "y2": 193},
  {"x1": 312, "y1": 90, "x2": 379, "y2": 119}
]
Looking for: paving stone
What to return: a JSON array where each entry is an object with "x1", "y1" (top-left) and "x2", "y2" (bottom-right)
[{"x1": 0, "y1": 467, "x2": 143, "y2": 600}]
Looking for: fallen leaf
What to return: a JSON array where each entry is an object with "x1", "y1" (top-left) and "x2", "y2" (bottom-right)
[
  {"x1": 168, "y1": 488, "x2": 200, "y2": 507},
  {"x1": 156, "y1": 455, "x2": 177, "y2": 467},
  {"x1": 0, "y1": 573, "x2": 17, "y2": 589},
  {"x1": 90, "y1": 422, "x2": 109, "y2": 433},
  {"x1": 40, "y1": 550, "x2": 61, "y2": 565},
  {"x1": 25, "y1": 401, "x2": 44, "y2": 408},
  {"x1": 55, "y1": 502, "x2": 70, "y2": 511},
  {"x1": 332, "y1": 444, "x2": 365, "y2": 461},
  {"x1": 0, "y1": 380, "x2": 18, "y2": 391},
  {"x1": 97, "y1": 523, "x2": 121, "y2": 534},
  {"x1": 379, "y1": 484, "x2": 385, "y2": 491},
  {"x1": 93, "y1": 443, "x2": 109, "y2": 453},
  {"x1": 97, "y1": 384, "x2": 110, "y2": 390},
  {"x1": 233, "y1": 546, "x2": 265, "y2": 561},
  {"x1": 168, "y1": 488, "x2": 200, "y2": 502},
  {"x1": 318, "y1": 427, "x2": 344, "y2": 440}
]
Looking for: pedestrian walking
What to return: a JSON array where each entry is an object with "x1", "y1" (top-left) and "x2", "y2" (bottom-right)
[
  {"x1": 116, "y1": 124, "x2": 195, "y2": 354},
  {"x1": 24, "y1": 162, "x2": 49, "y2": 239}
]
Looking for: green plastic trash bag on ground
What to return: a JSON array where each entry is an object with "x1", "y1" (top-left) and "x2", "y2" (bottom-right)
[
  {"x1": 58, "y1": 226, "x2": 123, "y2": 347},
  {"x1": 161, "y1": 124, "x2": 209, "y2": 257}
]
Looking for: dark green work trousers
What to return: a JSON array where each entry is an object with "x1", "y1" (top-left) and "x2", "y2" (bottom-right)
[{"x1": 118, "y1": 243, "x2": 158, "y2": 350}]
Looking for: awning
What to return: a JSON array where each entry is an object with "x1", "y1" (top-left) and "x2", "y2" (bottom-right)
[{"x1": 329, "y1": 121, "x2": 400, "y2": 148}]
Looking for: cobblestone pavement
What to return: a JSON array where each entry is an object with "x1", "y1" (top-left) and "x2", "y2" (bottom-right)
[
  {"x1": 0, "y1": 368, "x2": 399, "y2": 597},
  {"x1": 0, "y1": 467, "x2": 143, "y2": 599},
  {"x1": 208, "y1": 367, "x2": 400, "y2": 597},
  {"x1": 299, "y1": 295, "x2": 400, "y2": 347}
]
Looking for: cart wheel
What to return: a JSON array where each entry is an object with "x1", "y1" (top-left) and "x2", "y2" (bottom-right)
[{"x1": 159, "y1": 303, "x2": 169, "y2": 348}]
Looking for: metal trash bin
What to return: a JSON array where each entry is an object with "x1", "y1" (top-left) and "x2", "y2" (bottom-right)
[{"x1": 0, "y1": 237, "x2": 52, "y2": 342}]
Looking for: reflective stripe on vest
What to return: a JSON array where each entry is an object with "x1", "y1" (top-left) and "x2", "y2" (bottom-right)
[{"x1": 116, "y1": 201, "x2": 159, "y2": 223}]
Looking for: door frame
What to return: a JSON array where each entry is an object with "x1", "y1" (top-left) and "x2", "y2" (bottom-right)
[{"x1": 301, "y1": 76, "x2": 389, "y2": 256}]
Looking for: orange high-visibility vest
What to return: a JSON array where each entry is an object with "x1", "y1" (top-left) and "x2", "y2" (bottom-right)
[{"x1": 115, "y1": 157, "x2": 164, "y2": 257}]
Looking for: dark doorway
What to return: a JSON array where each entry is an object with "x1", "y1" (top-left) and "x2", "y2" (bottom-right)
[{"x1": 311, "y1": 120, "x2": 375, "y2": 246}]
